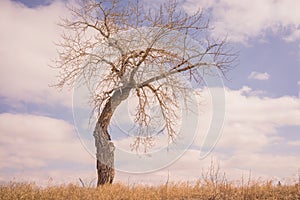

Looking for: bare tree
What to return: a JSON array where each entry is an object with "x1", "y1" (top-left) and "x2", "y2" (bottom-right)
[{"x1": 54, "y1": 0, "x2": 236, "y2": 186}]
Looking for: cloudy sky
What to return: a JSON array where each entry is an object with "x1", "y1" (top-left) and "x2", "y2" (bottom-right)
[{"x1": 0, "y1": 0, "x2": 299, "y2": 186}]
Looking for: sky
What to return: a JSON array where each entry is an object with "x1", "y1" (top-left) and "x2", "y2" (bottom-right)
[{"x1": 0, "y1": 0, "x2": 299, "y2": 186}]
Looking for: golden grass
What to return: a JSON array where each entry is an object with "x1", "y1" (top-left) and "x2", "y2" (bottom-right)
[{"x1": 1, "y1": 180, "x2": 299, "y2": 200}]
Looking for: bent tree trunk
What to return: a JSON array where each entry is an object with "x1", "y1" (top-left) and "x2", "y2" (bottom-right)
[{"x1": 93, "y1": 86, "x2": 132, "y2": 186}]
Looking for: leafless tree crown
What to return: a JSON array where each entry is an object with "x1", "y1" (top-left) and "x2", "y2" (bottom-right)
[{"x1": 54, "y1": 0, "x2": 236, "y2": 150}]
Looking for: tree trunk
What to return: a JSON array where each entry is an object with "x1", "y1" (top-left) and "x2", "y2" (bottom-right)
[{"x1": 93, "y1": 86, "x2": 132, "y2": 186}]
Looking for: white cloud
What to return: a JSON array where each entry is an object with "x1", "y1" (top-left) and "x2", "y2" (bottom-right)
[
  {"x1": 115, "y1": 86, "x2": 300, "y2": 183},
  {"x1": 190, "y1": 86, "x2": 300, "y2": 153},
  {"x1": 182, "y1": 0, "x2": 300, "y2": 43},
  {"x1": 184, "y1": 86, "x2": 300, "y2": 181},
  {"x1": 284, "y1": 29, "x2": 300, "y2": 42},
  {"x1": 222, "y1": 154, "x2": 300, "y2": 180},
  {"x1": 0, "y1": 0, "x2": 71, "y2": 106},
  {"x1": 298, "y1": 81, "x2": 300, "y2": 97},
  {"x1": 0, "y1": 113, "x2": 93, "y2": 172},
  {"x1": 288, "y1": 140, "x2": 300, "y2": 146},
  {"x1": 248, "y1": 71, "x2": 270, "y2": 80},
  {"x1": 115, "y1": 149, "x2": 300, "y2": 185}
]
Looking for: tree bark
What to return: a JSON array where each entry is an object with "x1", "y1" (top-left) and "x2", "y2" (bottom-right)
[{"x1": 93, "y1": 86, "x2": 132, "y2": 186}]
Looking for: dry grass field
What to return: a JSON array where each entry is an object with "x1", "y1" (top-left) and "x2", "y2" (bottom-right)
[
  {"x1": 1, "y1": 163, "x2": 299, "y2": 200},
  {"x1": 1, "y1": 179, "x2": 299, "y2": 200}
]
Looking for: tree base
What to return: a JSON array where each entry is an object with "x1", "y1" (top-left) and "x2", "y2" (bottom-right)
[{"x1": 97, "y1": 159, "x2": 115, "y2": 186}]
